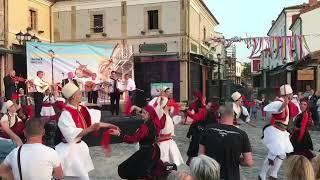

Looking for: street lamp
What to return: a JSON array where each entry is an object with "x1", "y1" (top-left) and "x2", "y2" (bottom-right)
[
  {"x1": 48, "y1": 50, "x2": 55, "y2": 85},
  {"x1": 23, "y1": 32, "x2": 32, "y2": 42},
  {"x1": 15, "y1": 31, "x2": 24, "y2": 45},
  {"x1": 217, "y1": 53, "x2": 222, "y2": 102},
  {"x1": 15, "y1": 30, "x2": 40, "y2": 45},
  {"x1": 30, "y1": 34, "x2": 40, "y2": 42}
]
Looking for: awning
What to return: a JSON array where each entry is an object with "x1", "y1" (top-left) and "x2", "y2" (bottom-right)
[
  {"x1": 133, "y1": 52, "x2": 178, "y2": 57},
  {"x1": 0, "y1": 47, "x2": 16, "y2": 54},
  {"x1": 190, "y1": 53, "x2": 220, "y2": 67}
]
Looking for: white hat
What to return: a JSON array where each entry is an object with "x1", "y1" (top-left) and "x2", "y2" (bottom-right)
[
  {"x1": 231, "y1": 91, "x2": 242, "y2": 101},
  {"x1": 280, "y1": 84, "x2": 293, "y2": 96},
  {"x1": 62, "y1": 83, "x2": 79, "y2": 99},
  {"x1": 2, "y1": 100, "x2": 14, "y2": 114}
]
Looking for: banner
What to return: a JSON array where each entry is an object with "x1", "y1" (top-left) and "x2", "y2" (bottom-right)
[
  {"x1": 150, "y1": 83, "x2": 173, "y2": 97},
  {"x1": 26, "y1": 42, "x2": 133, "y2": 86}
]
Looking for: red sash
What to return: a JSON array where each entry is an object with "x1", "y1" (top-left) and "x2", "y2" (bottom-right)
[{"x1": 63, "y1": 105, "x2": 92, "y2": 129}]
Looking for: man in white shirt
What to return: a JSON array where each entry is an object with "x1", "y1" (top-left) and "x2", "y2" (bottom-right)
[
  {"x1": 33, "y1": 71, "x2": 49, "y2": 117},
  {"x1": 0, "y1": 118, "x2": 63, "y2": 180},
  {"x1": 125, "y1": 73, "x2": 136, "y2": 102},
  {"x1": 87, "y1": 73, "x2": 101, "y2": 104}
]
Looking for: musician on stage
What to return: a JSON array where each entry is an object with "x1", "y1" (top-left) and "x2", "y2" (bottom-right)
[
  {"x1": 33, "y1": 71, "x2": 49, "y2": 117},
  {"x1": 3, "y1": 70, "x2": 17, "y2": 101},
  {"x1": 86, "y1": 73, "x2": 101, "y2": 104},
  {"x1": 108, "y1": 71, "x2": 121, "y2": 116},
  {"x1": 62, "y1": 72, "x2": 79, "y2": 87},
  {"x1": 124, "y1": 74, "x2": 136, "y2": 102}
]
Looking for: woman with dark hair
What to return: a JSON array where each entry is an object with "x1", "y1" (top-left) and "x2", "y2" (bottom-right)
[
  {"x1": 109, "y1": 105, "x2": 162, "y2": 179},
  {"x1": 290, "y1": 98, "x2": 314, "y2": 159}
]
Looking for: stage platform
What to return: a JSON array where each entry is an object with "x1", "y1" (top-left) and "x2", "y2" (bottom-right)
[{"x1": 82, "y1": 111, "x2": 144, "y2": 147}]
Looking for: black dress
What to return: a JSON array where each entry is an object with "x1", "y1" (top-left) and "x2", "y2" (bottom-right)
[
  {"x1": 118, "y1": 120, "x2": 160, "y2": 179},
  {"x1": 290, "y1": 112, "x2": 314, "y2": 159}
]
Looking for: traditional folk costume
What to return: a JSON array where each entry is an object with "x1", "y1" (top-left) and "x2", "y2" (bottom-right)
[
  {"x1": 149, "y1": 96, "x2": 184, "y2": 166},
  {"x1": 55, "y1": 83, "x2": 98, "y2": 180},
  {"x1": 158, "y1": 98, "x2": 184, "y2": 166},
  {"x1": 0, "y1": 100, "x2": 25, "y2": 140},
  {"x1": 259, "y1": 84, "x2": 299, "y2": 180},
  {"x1": 118, "y1": 106, "x2": 161, "y2": 179},
  {"x1": 40, "y1": 94, "x2": 56, "y2": 117},
  {"x1": 231, "y1": 92, "x2": 251, "y2": 127},
  {"x1": 290, "y1": 105, "x2": 314, "y2": 159},
  {"x1": 0, "y1": 101, "x2": 24, "y2": 162}
]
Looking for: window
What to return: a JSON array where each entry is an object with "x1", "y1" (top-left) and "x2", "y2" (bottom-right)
[
  {"x1": 29, "y1": 9, "x2": 37, "y2": 30},
  {"x1": 148, "y1": 10, "x2": 159, "y2": 30},
  {"x1": 92, "y1": 14, "x2": 104, "y2": 33}
]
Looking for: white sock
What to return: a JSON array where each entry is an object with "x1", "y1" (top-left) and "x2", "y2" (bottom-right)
[
  {"x1": 259, "y1": 157, "x2": 270, "y2": 180},
  {"x1": 269, "y1": 157, "x2": 284, "y2": 178}
]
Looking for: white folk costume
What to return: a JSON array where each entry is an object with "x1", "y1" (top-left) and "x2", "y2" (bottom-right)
[
  {"x1": 55, "y1": 83, "x2": 99, "y2": 180},
  {"x1": 259, "y1": 84, "x2": 299, "y2": 180},
  {"x1": 40, "y1": 94, "x2": 56, "y2": 117},
  {"x1": 231, "y1": 92, "x2": 250, "y2": 127},
  {"x1": 149, "y1": 96, "x2": 184, "y2": 166}
]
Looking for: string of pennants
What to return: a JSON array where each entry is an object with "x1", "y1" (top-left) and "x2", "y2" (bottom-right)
[{"x1": 210, "y1": 35, "x2": 313, "y2": 61}]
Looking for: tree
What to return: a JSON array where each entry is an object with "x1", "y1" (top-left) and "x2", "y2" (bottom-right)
[{"x1": 242, "y1": 62, "x2": 252, "y2": 84}]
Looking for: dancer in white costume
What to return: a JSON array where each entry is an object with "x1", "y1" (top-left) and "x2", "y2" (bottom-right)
[
  {"x1": 259, "y1": 84, "x2": 299, "y2": 180},
  {"x1": 231, "y1": 91, "x2": 251, "y2": 127},
  {"x1": 157, "y1": 97, "x2": 184, "y2": 166},
  {"x1": 149, "y1": 88, "x2": 184, "y2": 166},
  {"x1": 55, "y1": 83, "x2": 118, "y2": 180}
]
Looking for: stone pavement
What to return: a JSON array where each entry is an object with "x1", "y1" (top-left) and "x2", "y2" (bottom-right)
[{"x1": 88, "y1": 117, "x2": 320, "y2": 180}]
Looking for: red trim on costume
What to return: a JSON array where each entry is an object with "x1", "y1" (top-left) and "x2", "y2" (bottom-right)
[
  {"x1": 63, "y1": 105, "x2": 92, "y2": 129},
  {"x1": 167, "y1": 99, "x2": 180, "y2": 116},
  {"x1": 187, "y1": 107, "x2": 207, "y2": 124},
  {"x1": 270, "y1": 99, "x2": 299, "y2": 125},
  {"x1": 123, "y1": 124, "x2": 149, "y2": 144}
]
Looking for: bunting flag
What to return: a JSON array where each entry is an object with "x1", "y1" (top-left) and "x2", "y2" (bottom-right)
[{"x1": 210, "y1": 34, "x2": 317, "y2": 61}]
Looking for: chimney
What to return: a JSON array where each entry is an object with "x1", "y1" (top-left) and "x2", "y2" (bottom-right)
[{"x1": 309, "y1": 0, "x2": 318, "y2": 6}]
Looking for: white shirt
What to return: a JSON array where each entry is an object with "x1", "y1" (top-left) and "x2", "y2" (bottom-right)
[
  {"x1": 263, "y1": 97, "x2": 290, "y2": 124},
  {"x1": 33, "y1": 76, "x2": 47, "y2": 88},
  {"x1": 107, "y1": 79, "x2": 117, "y2": 93},
  {"x1": 126, "y1": 78, "x2": 136, "y2": 91},
  {"x1": 3, "y1": 143, "x2": 60, "y2": 180},
  {"x1": 0, "y1": 113, "x2": 22, "y2": 128},
  {"x1": 43, "y1": 95, "x2": 55, "y2": 104},
  {"x1": 233, "y1": 103, "x2": 250, "y2": 123}
]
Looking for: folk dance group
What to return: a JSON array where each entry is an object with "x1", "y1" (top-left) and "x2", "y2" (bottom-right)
[{"x1": 0, "y1": 69, "x2": 315, "y2": 180}]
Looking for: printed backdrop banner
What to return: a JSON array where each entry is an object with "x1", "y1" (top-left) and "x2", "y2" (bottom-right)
[{"x1": 26, "y1": 42, "x2": 133, "y2": 84}]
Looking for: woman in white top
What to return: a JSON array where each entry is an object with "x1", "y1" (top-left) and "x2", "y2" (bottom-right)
[{"x1": 40, "y1": 90, "x2": 56, "y2": 117}]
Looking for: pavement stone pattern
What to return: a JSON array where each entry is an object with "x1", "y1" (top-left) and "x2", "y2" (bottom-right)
[{"x1": 89, "y1": 117, "x2": 320, "y2": 180}]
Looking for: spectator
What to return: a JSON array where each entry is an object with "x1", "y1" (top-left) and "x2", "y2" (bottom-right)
[
  {"x1": 304, "y1": 85, "x2": 314, "y2": 98},
  {"x1": 317, "y1": 90, "x2": 320, "y2": 126},
  {"x1": 312, "y1": 154, "x2": 320, "y2": 179},
  {"x1": 310, "y1": 89, "x2": 320, "y2": 125},
  {"x1": 167, "y1": 171, "x2": 193, "y2": 180},
  {"x1": 284, "y1": 155, "x2": 314, "y2": 180},
  {"x1": 0, "y1": 118, "x2": 63, "y2": 180},
  {"x1": 190, "y1": 155, "x2": 220, "y2": 180},
  {"x1": 199, "y1": 104, "x2": 253, "y2": 180}
]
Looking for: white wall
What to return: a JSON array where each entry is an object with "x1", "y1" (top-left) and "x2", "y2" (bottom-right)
[{"x1": 301, "y1": 7, "x2": 320, "y2": 54}]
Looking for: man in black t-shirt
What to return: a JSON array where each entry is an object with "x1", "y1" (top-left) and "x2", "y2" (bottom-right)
[{"x1": 199, "y1": 105, "x2": 253, "y2": 180}]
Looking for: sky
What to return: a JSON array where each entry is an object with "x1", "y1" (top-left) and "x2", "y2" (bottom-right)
[{"x1": 204, "y1": 0, "x2": 307, "y2": 62}]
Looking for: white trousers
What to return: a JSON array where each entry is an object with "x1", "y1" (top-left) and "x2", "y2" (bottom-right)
[{"x1": 259, "y1": 152, "x2": 286, "y2": 180}]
